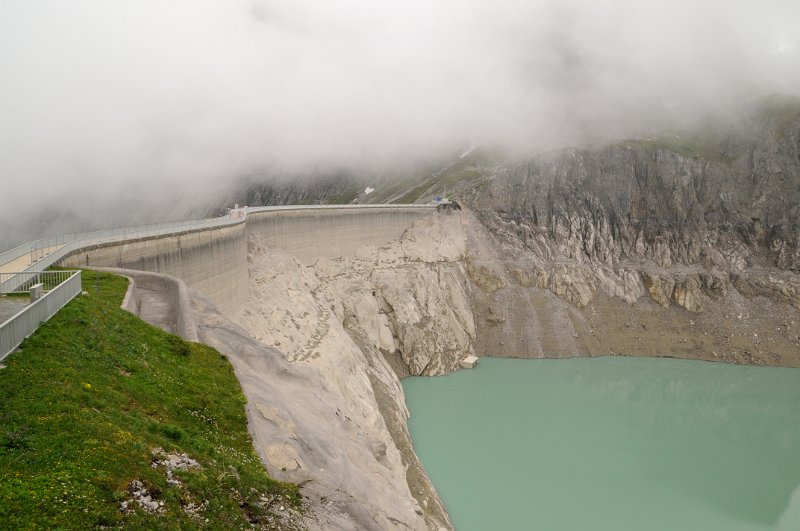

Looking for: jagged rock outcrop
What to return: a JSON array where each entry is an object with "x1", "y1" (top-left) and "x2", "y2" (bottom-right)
[
  {"x1": 369, "y1": 265, "x2": 474, "y2": 375},
  {"x1": 641, "y1": 272, "x2": 675, "y2": 308},
  {"x1": 467, "y1": 97, "x2": 800, "y2": 315},
  {"x1": 231, "y1": 212, "x2": 474, "y2": 530}
]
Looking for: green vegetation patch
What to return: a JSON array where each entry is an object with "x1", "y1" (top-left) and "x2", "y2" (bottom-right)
[
  {"x1": 397, "y1": 180, "x2": 439, "y2": 204},
  {"x1": 396, "y1": 149, "x2": 498, "y2": 203},
  {"x1": 0, "y1": 271, "x2": 300, "y2": 529},
  {"x1": 368, "y1": 178, "x2": 412, "y2": 203},
  {"x1": 759, "y1": 94, "x2": 800, "y2": 137},
  {"x1": 1, "y1": 292, "x2": 30, "y2": 299},
  {"x1": 472, "y1": 177, "x2": 493, "y2": 194},
  {"x1": 329, "y1": 184, "x2": 362, "y2": 205},
  {"x1": 621, "y1": 135, "x2": 732, "y2": 164}
]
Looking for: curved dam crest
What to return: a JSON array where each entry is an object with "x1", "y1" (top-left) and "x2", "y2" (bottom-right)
[{"x1": 60, "y1": 206, "x2": 435, "y2": 316}]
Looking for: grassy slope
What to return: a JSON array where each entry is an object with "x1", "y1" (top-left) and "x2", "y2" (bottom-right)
[
  {"x1": 620, "y1": 135, "x2": 732, "y2": 164},
  {"x1": 329, "y1": 183, "x2": 362, "y2": 205},
  {"x1": 620, "y1": 95, "x2": 800, "y2": 163},
  {"x1": 0, "y1": 271, "x2": 299, "y2": 529},
  {"x1": 759, "y1": 93, "x2": 800, "y2": 137},
  {"x1": 394, "y1": 150, "x2": 496, "y2": 204}
]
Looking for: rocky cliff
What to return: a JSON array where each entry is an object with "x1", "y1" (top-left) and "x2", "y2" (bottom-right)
[
  {"x1": 462, "y1": 95, "x2": 800, "y2": 365},
  {"x1": 223, "y1": 212, "x2": 475, "y2": 530}
]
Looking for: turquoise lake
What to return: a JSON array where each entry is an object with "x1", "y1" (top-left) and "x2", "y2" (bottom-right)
[{"x1": 402, "y1": 357, "x2": 800, "y2": 531}]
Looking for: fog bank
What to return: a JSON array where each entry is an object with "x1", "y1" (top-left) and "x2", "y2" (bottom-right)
[{"x1": 1, "y1": 0, "x2": 799, "y2": 247}]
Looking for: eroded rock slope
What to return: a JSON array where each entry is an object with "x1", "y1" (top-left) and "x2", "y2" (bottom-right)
[
  {"x1": 229, "y1": 212, "x2": 474, "y2": 530},
  {"x1": 464, "y1": 97, "x2": 800, "y2": 365}
]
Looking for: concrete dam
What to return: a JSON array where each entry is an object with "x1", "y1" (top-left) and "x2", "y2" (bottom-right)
[{"x1": 59, "y1": 205, "x2": 435, "y2": 316}]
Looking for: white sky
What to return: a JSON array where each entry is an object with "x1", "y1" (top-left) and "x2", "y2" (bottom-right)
[{"x1": 0, "y1": 0, "x2": 798, "y2": 241}]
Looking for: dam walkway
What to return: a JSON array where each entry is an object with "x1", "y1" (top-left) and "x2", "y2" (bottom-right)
[
  {"x1": 0, "y1": 245, "x2": 64, "y2": 275},
  {"x1": 0, "y1": 212, "x2": 247, "y2": 292},
  {"x1": 0, "y1": 204, "x2": 436, "y2": 359}
]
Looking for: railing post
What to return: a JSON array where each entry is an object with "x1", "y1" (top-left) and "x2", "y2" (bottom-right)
[{"x1": 1, "y1": 270, "x2": 82, "y2": 361}]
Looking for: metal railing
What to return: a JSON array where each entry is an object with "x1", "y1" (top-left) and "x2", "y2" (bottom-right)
[
  {"x1": 0, "y1": 204, "x2": 436, "y2": 277},
  {"x1": 246, "y1": 204, "x2": 436, "y2": 214},
  {"x1": 0, "y1": 211, "x2": 248, "y2": 278},
  {"x1": 0, "y1": 203, "x2": 435, "y2": 361},
  {"x1": 0, "y1": 270, "x2": 82, "y2": 361},
  {"x1": 1, "y1": 270, "x2": 77, "y2": 294}
]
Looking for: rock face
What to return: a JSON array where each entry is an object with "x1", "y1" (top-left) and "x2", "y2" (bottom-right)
[
  {"x1": 238, "y1": 212, "x2": 474, "y2": 377},
  {"x1": 230, "y1": 212, "x2": 473, "y2": 530},
  {"x1": 445, "y1": 97, "x2": 800, "y2": 368},
  {"x1": 467, "y1": 99, "x2": 800, "y2": 318},
  {"x1": 194, "y1": 290, "x2": 431, "y2": 530}
]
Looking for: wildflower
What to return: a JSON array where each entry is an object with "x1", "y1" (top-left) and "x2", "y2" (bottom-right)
[{"x1": 83, "y1": 383, "x2": 92, "y2": 390}]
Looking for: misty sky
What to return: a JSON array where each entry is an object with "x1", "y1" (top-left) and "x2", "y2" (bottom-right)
[{"x1": 1, "y1": 0, "x2": 799, "y2": 245}]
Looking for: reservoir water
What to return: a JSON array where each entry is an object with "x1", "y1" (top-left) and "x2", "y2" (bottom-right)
[{"x1": 403, "y1": 357, "x2": 800, "y2": 531}]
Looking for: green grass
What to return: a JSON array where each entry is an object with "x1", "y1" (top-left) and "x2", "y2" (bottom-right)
[
  {"x1": 367, "y1": 182, "x2": 402, "y2": 203},
  {"x1": 1, "y1": 292, "x2": 29, "y2": 299},
  {"x1": 369, "y1": 177, "x2": 418, "y2": 204},
  {"x1": 434, "y1": 167, "x2": 481, "y2": 189},
  {"x1": 759, "y1": 94, "x2": 800, "y2": 137},
  {"x1": 367, "y1": 162, "x2": 446, "y2": 204},
  {"x1": 397, "y1": 180, "x2": 437, "y2": 204},
  {"x1": 0, "y1": 270, "x2": 300, "y2": 529},
  {"x1": 395, "y1": 150, "x2": 498, "y2": 203},
  {"x1": 621, "y1": 135, "x2": 732, "y2": 164},
  {"x1": 472, "y1": 177, "x2": 493, "y2": 194},
  {"x1": 329, "y1": 184, "x2": 362, "y2": 205}
]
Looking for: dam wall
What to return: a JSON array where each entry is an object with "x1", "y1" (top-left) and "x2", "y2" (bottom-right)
[
  {"x1": 59, "y1": 205, "x2": 435, "y2": 315},
  {"x1": 61, "y1": 223, "x2": 249, "y2": 316},
  {"x1": 246, "y1": 205, "x2": 434, "y2": 264}
]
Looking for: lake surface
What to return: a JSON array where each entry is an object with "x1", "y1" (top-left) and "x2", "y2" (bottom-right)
[{"x1": 403, "y1": 357, "x2": 800, "y2": 531}]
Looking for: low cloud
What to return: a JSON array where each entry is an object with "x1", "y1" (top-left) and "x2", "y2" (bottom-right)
[{"x1": 1, "y1": 0, "x2": 798, "y2": 245}]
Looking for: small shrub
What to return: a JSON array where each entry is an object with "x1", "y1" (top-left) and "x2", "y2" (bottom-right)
[{"x1": 160, "y1": 424, "x2": 184, "y2": 441}]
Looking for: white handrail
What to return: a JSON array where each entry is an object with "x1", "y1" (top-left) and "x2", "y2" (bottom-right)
[
  {"x1": 0, "y1": 204, "x2": 437, "y2": 361},
  {"x1": 0, "y1": 271, "x2": 82, "y2": 361},
  {"x1": 0, "y1": 204, "x2": 436, "y2": 275}
]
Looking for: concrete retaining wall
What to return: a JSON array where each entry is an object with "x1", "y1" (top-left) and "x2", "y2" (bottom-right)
[
  {"x1": 92, "y1": 267, "x2": 200, "y2": 343},
  {"x1": 60, "y1": 206, "x2": 434, "y2": 316},
  {"x1": 62, "y1": 223, "x2": 248, "y2": 316}
]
